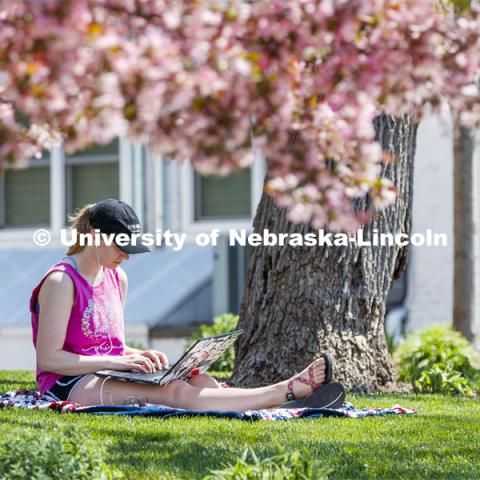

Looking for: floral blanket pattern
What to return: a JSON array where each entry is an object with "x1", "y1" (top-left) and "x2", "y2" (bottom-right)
[{"x1": 0, "y1": 389, "x2": 416, "y2": 420}]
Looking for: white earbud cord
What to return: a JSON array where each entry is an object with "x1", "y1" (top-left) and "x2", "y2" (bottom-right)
[{"x1": 100, "y1": 376, "x2": 113, "y2": 406}]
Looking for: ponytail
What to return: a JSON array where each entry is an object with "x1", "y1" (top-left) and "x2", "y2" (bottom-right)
[{"x1": 66, "y1": 204, "x2": 94, "y2": 255}]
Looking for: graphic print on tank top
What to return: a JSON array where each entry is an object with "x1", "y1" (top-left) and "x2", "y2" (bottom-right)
[{"x1": 80, "y1": 293, "x2": 124, "y2": 355}]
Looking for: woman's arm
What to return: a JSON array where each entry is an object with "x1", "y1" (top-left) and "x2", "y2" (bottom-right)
[
  {"x1": 124, "y1": 345, "x2": 142, "y2": 355},
  {"x1": 36, "y1": 271, "x2": 126, "y2": 375}
]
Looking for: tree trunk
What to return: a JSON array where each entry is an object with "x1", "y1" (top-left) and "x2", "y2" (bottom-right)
[
  {"x1": 453, "y1": 123, "x2": 478, "y2": 343},
  {"x1": 231, "y1": 115, "x2": 418, "y2": 392}
]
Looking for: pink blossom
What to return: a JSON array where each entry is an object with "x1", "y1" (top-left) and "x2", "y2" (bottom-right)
[{"x1": 1, "y1": 0, "x2": 479, "y2": 230}]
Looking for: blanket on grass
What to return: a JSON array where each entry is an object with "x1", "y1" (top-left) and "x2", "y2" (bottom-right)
[{"x1": 0, "y1": 390, "x2": 416, "y2": 420}]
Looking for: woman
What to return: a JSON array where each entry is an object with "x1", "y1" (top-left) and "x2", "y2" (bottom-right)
[{"x1": 30, "y1": 198, "x2": 343, "y2": 410}]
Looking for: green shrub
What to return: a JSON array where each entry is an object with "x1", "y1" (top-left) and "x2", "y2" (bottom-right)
[
  {"x1": 398, "y1": 325, "x2": 479, "y2": 395},
  {"x1": 190, "y1": 313, "x2": 239, "y2": 373},
  {"x1": 0, "y1": 425, "x2": 122, "y2": 479},
  {"x1": 204, "y1": 447, "x2": 331, "y2": 480}
]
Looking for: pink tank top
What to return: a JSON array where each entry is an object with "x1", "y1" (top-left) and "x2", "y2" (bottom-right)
[{"x1": 30, "y1": 260, "x2": 126, "y2": 394}]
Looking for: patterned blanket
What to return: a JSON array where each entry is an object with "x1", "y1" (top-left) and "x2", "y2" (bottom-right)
[{"x1": 0, "y1": 389, "x2": 416, "y2": 420}]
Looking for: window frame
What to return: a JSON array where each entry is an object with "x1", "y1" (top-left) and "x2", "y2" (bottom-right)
[
  {"x1": 0, "y1": 142, "x2": 127, "y2": 248},
  {"x1": 64, "y1": 153, "x2": 119, "y2": 222},
  {"x1": 0, "y1": 157, "x2": 51, "y2": 230},
  {"x1": 180, "y1": 151, "x2": 266, "y2": 235},
  {"x1": 193, "y1": 168, "x2": 253, "y2": 221}
]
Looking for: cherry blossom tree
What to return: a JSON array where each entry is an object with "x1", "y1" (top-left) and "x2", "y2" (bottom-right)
[{"x1": 1, "y1": 0, "x2": 479, "y2": 389}]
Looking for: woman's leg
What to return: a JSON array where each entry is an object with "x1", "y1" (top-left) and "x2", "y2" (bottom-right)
[
  {"x1": 188, "y1": 373, "x2": 222, "y2": 389},
  {"x1": 68, "y1": 357, "x2": 326, "y2": 411}
]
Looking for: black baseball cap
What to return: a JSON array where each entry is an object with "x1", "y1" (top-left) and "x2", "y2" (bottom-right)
[{"x1": 89, "y1": 199, "x2": 151, "y2": 254}]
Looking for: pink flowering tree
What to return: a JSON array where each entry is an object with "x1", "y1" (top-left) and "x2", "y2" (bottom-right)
[{"x1": 1, "y1": 0, "x2": 479, "y2": 389}]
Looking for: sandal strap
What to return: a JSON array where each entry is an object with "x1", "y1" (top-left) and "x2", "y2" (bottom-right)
[
  {"x1": 285, "y1": 364, "x2": 324, "y2": 401},
  {"x1": 286, "y1": 377, "x2": 296, "y2": 400}
]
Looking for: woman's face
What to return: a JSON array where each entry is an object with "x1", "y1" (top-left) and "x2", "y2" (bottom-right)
[
  {"x1": 92, "y1": 232, "x2": 130, "y2": 268},
  {"x1": 105, "y1": 243, "x2": 130, "y2": 268}
]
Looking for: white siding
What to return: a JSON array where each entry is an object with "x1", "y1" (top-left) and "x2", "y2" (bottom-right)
[
  {"x1": 165, "y1": 161, "x2": 183, "y2": 231},
  {"x1": 407, "y1": 109, "x2": 479, "y2": 338},
  {"x1": 0, "y1": 324, "x2": 150, "y2": 371},
  {"x1": 0, "y1": 327, "x2": 36, "y2": 370}
]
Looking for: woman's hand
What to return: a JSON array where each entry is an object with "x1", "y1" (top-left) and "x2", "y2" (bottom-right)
[
  {"x1": 138, "y1": 350, "x2": 169, "y2": 371},
  {"x1": 110, "y1": 352, "x2": 161, "y2": 373},
  {"x1": 110, "y1": 350, "x2": 169, "y2": 373}
]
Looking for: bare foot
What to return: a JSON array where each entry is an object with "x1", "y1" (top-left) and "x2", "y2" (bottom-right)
[{"x1": 281, "y1": 357, "x2": 327, "y2": 401}]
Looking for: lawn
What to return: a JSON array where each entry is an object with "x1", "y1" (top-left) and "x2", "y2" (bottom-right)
[{"x1": 1, "y1": 371, "x2": 479, "y2": 479}]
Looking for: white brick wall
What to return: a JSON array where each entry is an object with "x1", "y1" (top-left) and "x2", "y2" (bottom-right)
[
  {"x1": 407, "y1": 109, "x2": 479, "y2": 337},
  {"x1": 165, "y1": 161, "x2": 183, "y2": 232},
  {"x1": 0, "y1": 326, "x2": 36, "y2": 370},
  {"x1": 0, "y1": 324, "x2": 150, "y2": 371}
]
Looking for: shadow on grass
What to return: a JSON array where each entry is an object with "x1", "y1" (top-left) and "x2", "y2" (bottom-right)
[
  {"x1": 0, "y1": 416, "x2": 476, "y2": 480},
  {"x1": 1, "y1": 394, "x2": 478, "y2": 480},
  {"x1": 100, "y1": 422, "x2": 480, "y2": 480}
]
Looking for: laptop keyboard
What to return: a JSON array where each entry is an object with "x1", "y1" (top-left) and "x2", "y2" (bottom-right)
[
  {"x1": 139, "y1": 369, "x2": 170, "y2": 379},
  {"x1": 109, "y1": 369, "x2": 170, "y2": 380}
]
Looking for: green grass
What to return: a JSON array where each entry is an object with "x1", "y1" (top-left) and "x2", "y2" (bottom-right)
[{"x1": 1, "y1": 371, "x2": 479, "y2": 480}]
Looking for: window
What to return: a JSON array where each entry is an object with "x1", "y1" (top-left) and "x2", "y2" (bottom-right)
[
  {"x1": 0, "y1": 140, "x2": 120, "y2": 230},
  {"x1": 0, "y1": 111, "x2": 51, "y2": 228},
  {"x1": 180, "y1": 152, "x2": 265, "y2": 233},
  {"x1": 65, "y1": 140, "x2": 120, "y2": 218},
  {"x1": 0, "y1": 138, "x2": 166, "y2": 253},
  {"x1": 1, "y1": 157, "x2": 50, "y2": 228},
  {"x1": 194, "y1": 169, "x2": 251, "y2": 220},
  {"x1": 69, "y1": 163, "x2": 119, "y2": 210},
  {"x1": 73, "y1": 141, "x2": 119, "y2": 157}
]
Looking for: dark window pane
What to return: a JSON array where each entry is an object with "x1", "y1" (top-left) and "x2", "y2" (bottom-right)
[
  {"x1": 70, "y1": 163, "x2": 119, "y2": 213},
  {"x1": 195, "y1": 170, "x2": 251, "y2": 220},
  {"x1": 71, "y1": 139, "x2": 119, "y2": 157},
  {"x1": 4, "y1": 167, "x2": 50, "y2": 226}
]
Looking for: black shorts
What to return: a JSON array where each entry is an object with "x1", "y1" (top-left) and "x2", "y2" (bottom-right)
[{"x1": 45, "y1": 375, "x2": 86, "y2": 402}]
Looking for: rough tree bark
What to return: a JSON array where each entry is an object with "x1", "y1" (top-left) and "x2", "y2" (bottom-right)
[
  {"x1": 231, "y1": 115, "x2": 418, "y2": 392},
  {"x1": 453, "y1": 123, "x2": 478, "y2": 343}
]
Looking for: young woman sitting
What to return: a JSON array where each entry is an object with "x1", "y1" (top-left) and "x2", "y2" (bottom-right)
[{"x1": 30, "y1": 199, "x2": 344, "y2": 410}]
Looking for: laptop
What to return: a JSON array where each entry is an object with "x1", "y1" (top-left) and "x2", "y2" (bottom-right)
[{"x1": 95, "y1": 330, "x2": 243, "y2": 385}]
